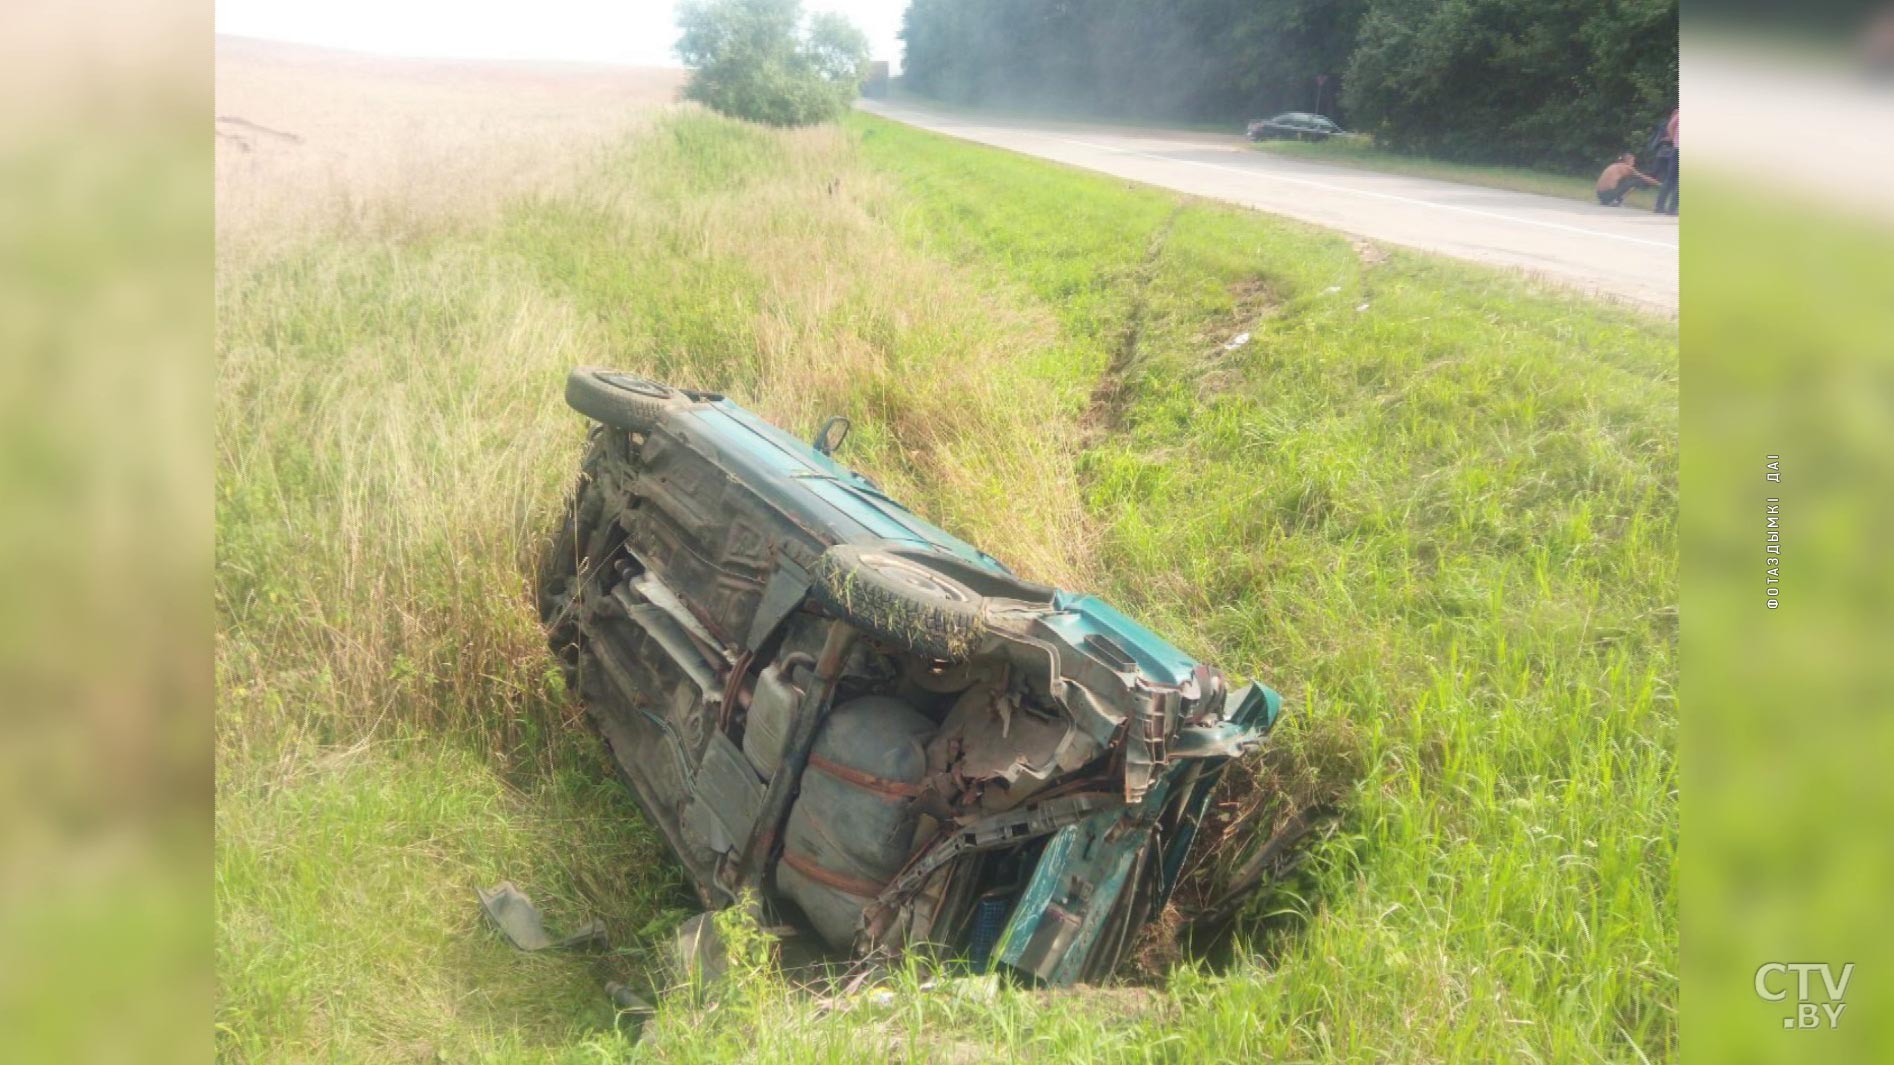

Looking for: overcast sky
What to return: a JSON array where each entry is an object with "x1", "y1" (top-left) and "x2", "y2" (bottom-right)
[{"x1": 215, "y1": 0, "x2": 910, "y2": 71}]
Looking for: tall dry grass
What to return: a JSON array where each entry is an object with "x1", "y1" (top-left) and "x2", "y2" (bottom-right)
[
  {"x1": 216, "y1": 43, "x2": 1095, "y2": 771},
  {"x1": 530, "y1": 118, "x2": 1100, "y2": 585},
  {"x1": 216, "y1": 46, "x2": 1106, "y2": 1060}
]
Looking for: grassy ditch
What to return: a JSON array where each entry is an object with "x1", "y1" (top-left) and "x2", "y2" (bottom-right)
[{"x1": 217, "y1": 106, "x2": 1676, "y2": 1062}]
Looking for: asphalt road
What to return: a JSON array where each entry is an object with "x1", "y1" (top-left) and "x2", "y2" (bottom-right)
[{"x1": 860, "y1": 99, "x2": 1679, "y2": 314}]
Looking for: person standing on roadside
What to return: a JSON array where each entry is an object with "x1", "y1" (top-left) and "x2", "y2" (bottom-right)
[
  {"x1": 1653, "y1": 108, "x2": 1679, "y2": 216},
  {"x1": 1642, "y1": 113, "x2": 1671, "y2": 179}
]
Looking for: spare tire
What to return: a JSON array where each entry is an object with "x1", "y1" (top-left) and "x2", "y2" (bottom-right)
[
  {"x1": 565, "y1": 367, "x2": 681, "y2": 433},
  {"x1": 811, "y1": 546, "x2": 987, "y2": 661}
]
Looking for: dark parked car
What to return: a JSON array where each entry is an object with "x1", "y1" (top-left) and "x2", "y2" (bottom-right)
[
  {"x1": 537, "y1": 368, "x2": 1281, "y2": 985},
  {"x1": 1247, "y1": 112, "x2": 1345, "y2": 142}
]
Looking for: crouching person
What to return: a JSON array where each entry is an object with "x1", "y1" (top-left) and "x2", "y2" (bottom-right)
[{"x1": 1595, "y1": 152, "x2": 1658, "y2": 206}]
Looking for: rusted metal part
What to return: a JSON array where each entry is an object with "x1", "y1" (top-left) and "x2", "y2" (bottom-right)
[
  {"x1": 717, "y1": 648, "x2": 754, "y2": 733},
  {"x1": 782, "y1": 850, "x2": 885, "y2": 899},
  {"x1": 806, "y1": 753, "x2": 923, "y2": 799}
]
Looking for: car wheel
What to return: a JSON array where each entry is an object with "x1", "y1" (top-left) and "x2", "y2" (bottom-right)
[
  {"x1": 811, "y1": 546, "x2": 987, "y2": 661},
  {"x1": 565, "y1": 367, "x2": 683, "y2": 433}
]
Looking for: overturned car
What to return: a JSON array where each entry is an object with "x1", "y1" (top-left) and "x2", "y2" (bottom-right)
[{"x1": 537, "y1": 368, "x2": 1281, "y2": 985}]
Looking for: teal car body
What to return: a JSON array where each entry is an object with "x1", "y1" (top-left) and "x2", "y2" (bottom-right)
[{"x1": 540, "y1": 370, "x2": 1282, "y2": 985}]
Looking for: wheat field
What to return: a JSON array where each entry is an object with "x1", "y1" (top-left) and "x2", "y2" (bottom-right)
[{"x1": 216, "y1": 37, "x2": 685, "y2": 262}]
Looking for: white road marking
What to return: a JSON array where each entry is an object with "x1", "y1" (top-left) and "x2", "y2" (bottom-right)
[{"x1": 1054, "y1": 138, "x2": 1679, "y2": 251}]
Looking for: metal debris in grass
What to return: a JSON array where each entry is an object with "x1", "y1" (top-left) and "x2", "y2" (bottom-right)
[{"x1": 477, "y1": 881, "x2": 609, "y2": 952}]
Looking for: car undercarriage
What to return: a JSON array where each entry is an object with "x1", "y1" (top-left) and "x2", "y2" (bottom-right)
[{"x1": 536, "y1": 368, "x2": 1281, "y2": 985}]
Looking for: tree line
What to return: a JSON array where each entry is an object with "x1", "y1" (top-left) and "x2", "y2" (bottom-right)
[{"x1": 899, "y1": 0, "x2": 1677, "y2": 171}]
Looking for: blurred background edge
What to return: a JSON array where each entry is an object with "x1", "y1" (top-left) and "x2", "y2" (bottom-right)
[
  {"x1": 1683, "y1": 10, "x2": 1894, "y2": 1064},
  {"x1": 0, "y1": 2, "x2": 212, "y2": 1063}
]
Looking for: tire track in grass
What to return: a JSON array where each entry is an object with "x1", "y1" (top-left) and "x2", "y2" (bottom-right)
[{"x1": 1084, "y1": 204, "x2": 1181, "y2": 436}]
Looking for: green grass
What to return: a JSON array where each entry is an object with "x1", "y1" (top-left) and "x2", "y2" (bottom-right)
[
  {"x1": 217, "y1": 107, "x2": 1676, "y2": 1062},
  {"x1": 215, "y1": 738, "x2": 681, "y2": 1062},
  {"x1": 1252, "y1": 135, "x2": 1662, "y2": 209}
]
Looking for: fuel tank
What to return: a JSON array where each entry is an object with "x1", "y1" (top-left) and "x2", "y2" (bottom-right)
[{"x1": 776, "y1": 696, "x2": 935, "y2": 948}]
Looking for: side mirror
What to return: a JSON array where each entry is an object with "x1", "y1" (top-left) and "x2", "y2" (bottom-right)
[{"x1": 812, "y1": 415, "x2": 851, "y2": 456}]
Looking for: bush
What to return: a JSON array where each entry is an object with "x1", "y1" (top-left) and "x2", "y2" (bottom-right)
[{"x1": 676, "y1": 0, "x2": 870, "y2": 126}]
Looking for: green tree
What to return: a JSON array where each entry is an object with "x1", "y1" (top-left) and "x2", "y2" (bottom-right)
[
  {"x1": 1343, "y1": 0, "x2": 1677, "y2": 170},
  {"x1": 676, "y1": 0, "x2": 870, "y2": 126}
]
